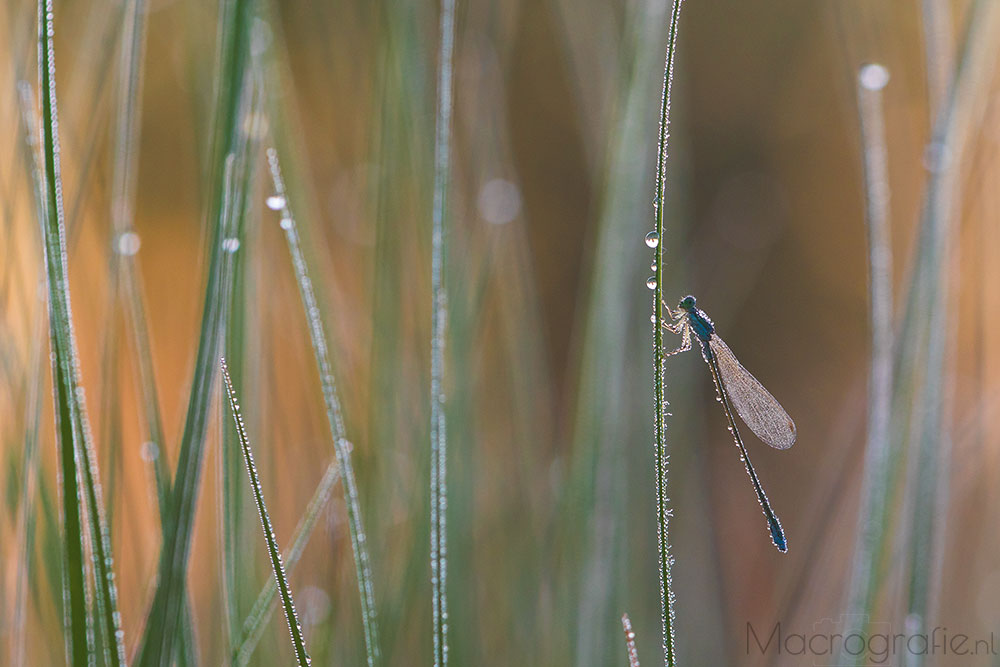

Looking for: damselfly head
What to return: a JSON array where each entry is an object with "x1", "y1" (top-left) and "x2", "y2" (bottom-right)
[{"x1": 678, "y1": 295, "x2": 697, "y2": 311}]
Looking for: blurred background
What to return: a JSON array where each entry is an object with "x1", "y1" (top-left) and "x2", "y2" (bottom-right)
[{"x1": 2, "y1": 0, "x2": 1000, "y2": 665}]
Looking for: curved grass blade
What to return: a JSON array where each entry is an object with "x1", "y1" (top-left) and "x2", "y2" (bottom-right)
[
  {"x1": 37, "y1": 1, "x2": 127, "y2": 664},
  {"x1": 429, "y1": 0, "x2": 456, "y2": 664},
  {"x1": 233, "y1": 459, "x2": 340, "y2": 665},
  {"x1": 221, "y1": 359, "x2": 311, "y2": 666},
  {"x1": 708, "y1": 336, "x2": 796, "y2": 450},
  {"x1": 649, "y1": 1, "x2": 686, "y2": 664},
  {"x1": 265, "y1": 147, "x2": 381, "y2": 665}
]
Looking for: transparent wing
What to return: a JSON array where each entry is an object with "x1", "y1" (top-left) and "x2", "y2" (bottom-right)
[{"x1": 709, "y1": 335, "x2": 796, "y2": 449}]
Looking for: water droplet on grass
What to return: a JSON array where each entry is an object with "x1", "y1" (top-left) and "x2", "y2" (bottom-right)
[
  {"x1": 858, "y1": 63, "x2": 890, "y2": 91},
  {"x1": 115, "y1": 231, "x2": 141, "y2": 256},
  {"x1": 477, "y1": 178, "x2": 521, "y2": 224},
  {"x1": 644, "y1": 231, "x2": 660, "y2": 248}
]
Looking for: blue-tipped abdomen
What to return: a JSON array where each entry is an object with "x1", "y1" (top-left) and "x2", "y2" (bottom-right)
[{"x1": 769, "y1": 516, "x2": 787, "y2": 553}]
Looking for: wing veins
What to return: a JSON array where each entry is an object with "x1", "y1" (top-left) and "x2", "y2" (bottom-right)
[{"x1": 709, "y1": 335, "x2": 796, "y2": 449}]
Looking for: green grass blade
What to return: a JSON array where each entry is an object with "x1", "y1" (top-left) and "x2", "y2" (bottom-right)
[
  {"x1": 429, "y1": 0, "x2": 456, "y2": 664},
  {"x1": 838, "y1": 63, "x2": 894, "y2": 666},
  {"x1": 650, "y1": 2, "x2": 685, "y2": 665},
  {"x1": 134, "y1": 0, "x2": 258, "y2": 661},
  {"x1": 265, "y1": 147, "x2": 382, "y2": 665},
  {"x1": 902, "y1": 3, "x2": 999, "y2": 649},
  {"x1": 221, "y1": 359, "x2": 311, "y2": 667},
  {"x1": 220, "y1": 236, "x2": 250, "y2": 647},
  {"x1": 233, "y1": 459, "x2": 340, "y2": 665},
  {"x1": 36, "y1": 1, "x2": 127, "y2": 664}
]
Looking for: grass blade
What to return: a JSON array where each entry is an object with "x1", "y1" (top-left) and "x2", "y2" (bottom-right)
[
  {"x1": 902, "y1": 3, "x2": 999, "y2": 650},
  {"x1": 134, "y1": 0, "x2": 258, "y2": 661},
  {"x1": 429, "y1": 0, "x2": 456, "y2": 664},
  {"x1": 839, "y1": 63, "x2": 894, "y2": 665},
  {"x1": 233, "y1": 459, "x2": 340, "y2": 665},
  {"x1": 221, "y1": 359, "x2": 311, "y2": 666},
  {"x1": 265, "y1": 146, "x2": 381, "y2": 665},
  {"x1": 650, "y1": 2, "x2": 685, "y2": 665},
  {"x1": 36, "y1": 1, "x2": 126, "y2": 663}
]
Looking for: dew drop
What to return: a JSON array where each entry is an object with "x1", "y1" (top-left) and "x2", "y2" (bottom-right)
[
  {"x1": 858, "y1": 63, "x2": 890, "y2": 91},
  {"x1": 280, "y1": 217, "x2": 293, "y2": 230},
  {"x1": 266, "y1": 194, "x2": 286, "y2": 210},
  {"x1": 477, "y1": 178, "x2": 522, "y2": 224},
  {"x1": 141, "y1": 441, "x2": 159, "y2": 462},
  {"x1": 650, "y1": 262, "x2": 657, "y2": 272},
  {"x1": 644, "y1": 231, "x2": 660, "y2": 248},
  {"x1": 115, "y1": 231, "x2": 141, "y2": 256},
  {"x1": 646, "y1": 276, "x2": 657, "y2": 290},
  {"x1": 650, "y1": 314, "x2": 656, "y2": 323},
  {"x1": 222, "y1": 237, "x2": 240, "y2": 253}
]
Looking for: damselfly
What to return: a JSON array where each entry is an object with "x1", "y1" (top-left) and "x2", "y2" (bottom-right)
[{"x1": 663, "y1": 295, "x2": 796, "y2": 552}]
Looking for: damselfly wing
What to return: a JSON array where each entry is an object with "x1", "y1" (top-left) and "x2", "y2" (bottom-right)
[{"x1": 708, "y1": 335, "x2": 796, "y2": 450}]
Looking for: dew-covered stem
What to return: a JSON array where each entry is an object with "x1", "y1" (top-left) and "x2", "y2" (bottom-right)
[
  {"x1": 233, "y1": 459, "x2": 340, "y2": 665},
  {"x1": 221, "y1": 359, "x2": 311, "y2": 667},
  {"x1": 622, "y1": 614, "x2": 641, "y2": 667},
  {"x1": 650, "y1": 1, "x2": 685, "y2": 665},
  {"x1": 430, "y1": 0, "x2": 456, "y2": 664},
  {"x1": 37, "y1": 1, "x2": 126, "y2": 664},
  {"x1": 265, "y1": 147, "x2": 381, "y2": 665}
]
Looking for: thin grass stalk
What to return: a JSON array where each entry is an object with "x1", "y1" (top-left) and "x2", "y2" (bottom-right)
[
  {"x1": 839, "y1": 63, "x2": 893, "y2": 666},
  {"x1": 622, "y1": 614, "x2": 641, "y2": 667},
  {"x1": 220, "y1": 359, "x2": 311, "y2": 666},
  {"x1": 134, "y1": 0, "x2": 257, "y2": 660},
  {"x1": 430, "y1": 0, "x2": 456, "y2": 664},
  {"x1": 219, "y1": 123, "x2": 258, "y2": 648},
  {"x1": 265, "y1": 147, "x2": 381, "y2": 665},
  {"x1": 902, "y1": 5, "x2": 998, "y2": 654},
  {"x1": 650, "y1": 1, "x2": 685, "y2": 664},
  {"x1": 99, "y1": 0, "x2": 152, "y2": 531},
  {"x1": 233, "y1": 459, "x2": 340, "y2": 664},
  {"x1": 36, "y1": 1, "x2": 126, "y2": 663},
  {"x1": 106, "y1": 0, "x2": 151, "y2": 506},
  {"x1": 111, "y1": 0, "x2": 199, "y2": 646}
]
